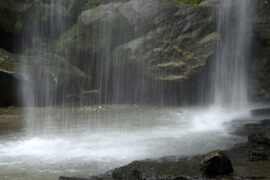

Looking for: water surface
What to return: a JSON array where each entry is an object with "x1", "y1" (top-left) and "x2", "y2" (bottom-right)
[{"x1": 0, "y1": 105, "x2": 250, "y2": 180}]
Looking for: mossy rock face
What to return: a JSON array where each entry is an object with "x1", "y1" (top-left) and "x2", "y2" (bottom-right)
[
  {"x1": 0, "y1": 49, "x2": 25, "y2": 106},
  {"x1": 55, "y1": 24, "x2": 78, "y2": 56},
  {"x1": 0, "y1": 0, "x2": 33, "y2": 33},
  {"x1": 108, "y1": 4, "x2": 218, "y2": 82},
  {"x1": 77, "y1": 2, "x2": 134, "y2": 54},
  {"x1": 73, "y1": 0, "x2": 179, "y2": 56},
  {"x1": 110, "y1": 31, "x2": 219, "y2": 82},
  {"x1": 0, "y1": 49, "x2": 92, "y2": 106},
  {"x1": 252, "y1": 2, "x2": 270, "y2": 101},
  {"x1": 57, "y1": 0, "x2": 217, "y2": 104}
]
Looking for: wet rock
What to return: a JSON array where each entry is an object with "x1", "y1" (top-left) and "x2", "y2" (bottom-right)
[
  {"x1": 0, "y1": 0, "x2": 33, "y2": 33},
  {"x1": 261, "y1": 119, "x2": 270, "y2": 126},
  {"x1": 248, "y1": 151, "x2": 268, "y2": 161},
  {"x1": 199, "y1": 0, "x2": 220, "y2": 7},
  {"x1": 171, "y1": 177, "x2": 186, "y2": 180},
  {"x1": 78, "y1": 0, "x2": 217, "y2": 80},
  {"x1": 231, "y1": 118, "x2": 270, "y2": 137},
  {"x1": 77, "y1": 2, "x2": 134, "y2": 54},
  {"x1": 112, "y1": 169, "x2": 143, "y2": 180},
  {"x1": 250, "y1": 108, "x2": 270, "y2": 117},
  {"x1": 0, "y1": 48, "x2": 31, "y2": 106},
  {"x1": 104, "y1": 1, "x2": 217, "y2": 103},
  {"x1": 248, "y1": 132, "x2": 270, "y2": 146},
  {"x1": 200, "y1": 150, "x2": 233, "y2": 175},
  {"x1": 252, "y1": 2, "x2": 270, "y2": 101},
  {"x1": 109, "y1": 30, "x2": 219, "y2": 83},
  {"x1": 0, "y1": 48, "x2": 92, "y2": 106},
  {"x1": 59, "y1": 176, "x2": 107, "y2": 180},
  {"x1": 58, "y1": 0, "x2": 218, "y2": 104},
  {"x1": 59, "y1": 177, "x2": 90, "y2": 180},
  {"x1": 117, "y1": 0, "x2": 179, "y2": 36}
]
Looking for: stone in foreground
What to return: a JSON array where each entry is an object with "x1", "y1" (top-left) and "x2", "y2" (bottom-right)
[{"x1": 200, "y1": 150, "x2": 233, "y2": 176}]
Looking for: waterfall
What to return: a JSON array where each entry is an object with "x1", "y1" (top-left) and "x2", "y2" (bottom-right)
[
  {"x1": 18, "y1": 0, "x2": 257, "y2": 133},
  {"x1": 212, "y1": 0, "x2": 255, "y2": 109},
  {"x1": 1, "y1": 1, "x2": 261, "y2": 178},
  {"x1": 19, "y1": 0, "x2": 71, "y2": 132}
]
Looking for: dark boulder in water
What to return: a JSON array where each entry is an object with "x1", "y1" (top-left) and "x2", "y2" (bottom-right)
[{"x1": 200, "y1": 150, "x2": 233, "y2": 176}]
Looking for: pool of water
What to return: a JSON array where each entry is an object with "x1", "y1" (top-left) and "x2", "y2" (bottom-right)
[{"x1": 0, "y1": 105, "x2": 251, "y2": 180}]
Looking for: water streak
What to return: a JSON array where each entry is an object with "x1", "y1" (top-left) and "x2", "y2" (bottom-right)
[{"x1": 212, "y1": 0, "x2": 255, "y2": 109}]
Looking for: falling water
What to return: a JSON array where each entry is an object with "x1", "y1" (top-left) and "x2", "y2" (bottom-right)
[
  {"x1": 19, "y1": 0, "x2": 73, "y2": 132},
  {"x1": 0, "y1": 0, "x2": 259, "y2": 179},
  {"x1": 213, "y1": 0, "x2": 255, "y2": 109}
]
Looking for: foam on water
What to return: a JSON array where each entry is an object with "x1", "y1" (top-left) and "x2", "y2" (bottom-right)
[{"x1": 0, "y1": 107, "x2": 250, "y2": 179}]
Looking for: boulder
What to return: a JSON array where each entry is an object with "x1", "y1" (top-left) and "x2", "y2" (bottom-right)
[
  {"x1": 77, "y1": 2, "x2": 134, "y2": 54},
  {"x1": 117, "y1": 0, "x2": 179, "y2": 36},
  {"x1": 104, "y1": 3, "x2": 217, "y2": 103},
  {"x1": 200, "y1": 150, "x2": 233, "y2": 176},
  {"x1": 0, "y1": 0, "x2": 34, "y2": 51},
  {"x1": 76, "y1": 0, "x2": 179, "y2": 55},
  {"x1": 0, "y1": 0, "x2": 33, "y2": 33},
  {"x1": 109, "y1": 30, "x2": 218, "y2": 82},
  {"x1": 0, "y1": 48, "x2": 92, "y2": 106},
  {"x1": 0, "y1": 48, "x2": 30, "y2": 106},
  {"x1": 59, "y1": 0, "x2": 218, "y2": 104}
]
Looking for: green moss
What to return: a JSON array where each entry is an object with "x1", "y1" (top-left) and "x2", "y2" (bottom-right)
[
  {"x1": 0, "y1": 48, "x2": 19, "y2": 72},
  {"x1": 55, "y1": 24, "x2": 78, "y2": 54},
  {"x1": 82, "y1": 0, "x2": 100, "y2": 10}
]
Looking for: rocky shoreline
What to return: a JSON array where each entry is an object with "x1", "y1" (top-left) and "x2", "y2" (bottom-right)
[{"x1": 59, "y1": 108, "x2": 270, "y2": 180}]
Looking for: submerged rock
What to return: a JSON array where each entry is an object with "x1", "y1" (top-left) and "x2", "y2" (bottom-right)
[{"x1": 200, "y1": 150, "x2": 233, "y2": 176}]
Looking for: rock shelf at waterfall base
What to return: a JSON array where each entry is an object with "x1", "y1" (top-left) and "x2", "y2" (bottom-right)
[{"x1": 59, "y1": 115, "x2": 270, "y2": 180}]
